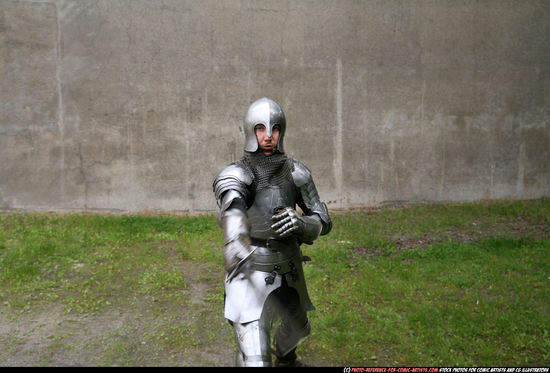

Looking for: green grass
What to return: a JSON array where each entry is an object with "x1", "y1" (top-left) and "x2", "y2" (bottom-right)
[
  {"x1": 0, "y1": 213, "x2": 219, "y2": 311},
  {"x1": 0, "y1": 198, "x2": 549, "y2": 366},
  {"x1": 302, "y1": 198, "x2": 550, "y2": 366}
]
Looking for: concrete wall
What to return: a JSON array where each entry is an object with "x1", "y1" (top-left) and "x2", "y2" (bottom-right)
[{"x1": 1, "y1": 0, "x2": 549, "y2": 212}]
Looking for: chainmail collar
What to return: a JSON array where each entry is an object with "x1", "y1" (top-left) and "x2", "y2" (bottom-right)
[{"x1": 240, "y1": 151, "x2": 293, "y2": 191}]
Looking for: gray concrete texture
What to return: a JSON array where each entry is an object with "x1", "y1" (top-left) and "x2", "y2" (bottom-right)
[{"x1": 1, "y1": 0, "x2": 549, "y2": 212}]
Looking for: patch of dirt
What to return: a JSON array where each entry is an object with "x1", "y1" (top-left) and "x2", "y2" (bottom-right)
[
  {"x1": 395, "y1": 235, "x2": 434, "y2": 250},
  {"x1": 0, "y1": 259, "x2": 235, "y2": 367},
  {"x1": 350, "y1": 218, "x2": 550, "y2": 257},
  {"x1": 506, "y1": 218, "x2": 550, "y2": 240}
]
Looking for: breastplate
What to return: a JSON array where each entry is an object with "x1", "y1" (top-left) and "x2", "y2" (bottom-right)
[{"x1": 247, "y1": 183, "x2": 296, "y2": 239}]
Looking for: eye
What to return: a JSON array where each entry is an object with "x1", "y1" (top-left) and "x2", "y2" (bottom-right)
[{"x1": 254, "y1": 124, "x2": 266, "y2": 132}]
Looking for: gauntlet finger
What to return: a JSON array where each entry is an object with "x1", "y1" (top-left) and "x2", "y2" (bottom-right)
[
  {"x1": 271, "y1": 210, "x2": 290, "y2": 222},
  {"x1": 275, "y1": 223, "x2": 298, "y2": 237},
  {"x1": 274, "y1": 220, "x2": 294, "y2": 233},
  {"x1": 271, "y1": 216, "x2": 292, "y2": 230}
]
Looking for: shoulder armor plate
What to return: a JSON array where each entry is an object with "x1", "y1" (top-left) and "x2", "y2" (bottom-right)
[
  {"x1": 290, "y1": 159, "x2": 312, "y2": 187},
  {"x1": 213, "y1": 163, "x2": 254, "y2": 204}
]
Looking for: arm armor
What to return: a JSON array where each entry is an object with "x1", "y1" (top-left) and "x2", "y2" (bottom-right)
[
  {"x1": 213, "y1": 163, "x2": 254, "y2": 222},
  {"x1": 291, "y1": 159, "x2": 332, "y2": 238},
  {"x1": 213, "y1": 164, "x2": 253, "y2": 273},
  {"x1": 220, "y1": 201, "x2": 252, "y2": 273}
]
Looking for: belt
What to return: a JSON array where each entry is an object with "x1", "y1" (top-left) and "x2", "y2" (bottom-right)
[
  {"x1": 251, "y1": 257, "x2": 299, "y2": 274},
  {"x1": 251, "y1": 256, "x2": 301, "y2": 285},
  {"x1": 250, "y1": 236, "x2": 297, "y2": 250}
]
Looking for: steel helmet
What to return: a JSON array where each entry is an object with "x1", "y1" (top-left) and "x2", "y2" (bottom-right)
[{"x1": 243, "y1": 97, "x2": 286, "y2": 153}]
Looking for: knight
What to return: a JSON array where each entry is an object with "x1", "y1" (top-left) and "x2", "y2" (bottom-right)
[{"x1": 212, "y1": 97, "x2": 332, "y2": 366}]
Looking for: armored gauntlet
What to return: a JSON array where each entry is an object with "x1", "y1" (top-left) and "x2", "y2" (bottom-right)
[{"x1": 270, "y1": 207, "x2": 322, "y2": 245}]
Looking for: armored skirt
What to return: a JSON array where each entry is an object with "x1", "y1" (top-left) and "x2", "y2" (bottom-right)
[{"x1": 224, "y1": 239, "x2": 315, "y2": 324}]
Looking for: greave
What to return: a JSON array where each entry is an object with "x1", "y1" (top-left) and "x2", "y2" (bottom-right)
[{"x1": 234, "y1": 320, "x2": 272, "y2": 367}]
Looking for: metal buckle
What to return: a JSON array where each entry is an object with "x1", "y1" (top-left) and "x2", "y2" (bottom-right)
[
  {"x1": 264, "y1": 265, "x2": 281, "y2": 285},
  {"x1": 288, "y1": 261, "x2": 299, "y2": 281}
]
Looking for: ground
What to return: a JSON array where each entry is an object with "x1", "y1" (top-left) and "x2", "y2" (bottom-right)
[
  {"x1": 0, "y1": 259, "x2": 235, "y2": 367},
  {"x1": 1, "y1": 211, "x2": 548, "y2": 367}
]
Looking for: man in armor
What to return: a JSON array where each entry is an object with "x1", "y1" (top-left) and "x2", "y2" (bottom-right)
[{"x1": 212, "y1": 97, "x2": 332, "y2": 367}]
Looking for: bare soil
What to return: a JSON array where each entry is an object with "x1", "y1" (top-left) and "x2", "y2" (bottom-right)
[
  {"x1": 350, "y1": 217, "x2": 550, "y2": 257},
  {"x1": 0, "y1": 260, "x2": 235, "y2": 367}
]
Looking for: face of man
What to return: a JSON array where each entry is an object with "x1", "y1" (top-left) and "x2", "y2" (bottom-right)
[{"x1": 254, "y1": 124, "x2": 280, "y2": 156}]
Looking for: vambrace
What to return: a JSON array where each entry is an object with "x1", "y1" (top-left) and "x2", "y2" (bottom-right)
[
  {"x1": 310, "y1": 200, "x2": 332, "y2": 236},
  {"x1": 291, "y1": 159, "x2": 332, "y2": 237},
  {"x1": 219, "y1": 191, "x2": 252, "y2": 273},
  {"x1": 298, "y1": 214, "x2": 323, "y2": 244}
]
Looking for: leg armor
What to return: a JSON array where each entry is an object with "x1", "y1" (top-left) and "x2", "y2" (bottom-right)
[
  {"x1": 232, "y1": 278, "x2": 311, "y2": 367},
  {"x1": 233, "y1": 320, "x2": 272, "y2": 366},
  {"x1": 270, "y1": 278, "x2": 311, "y2": 359}
]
